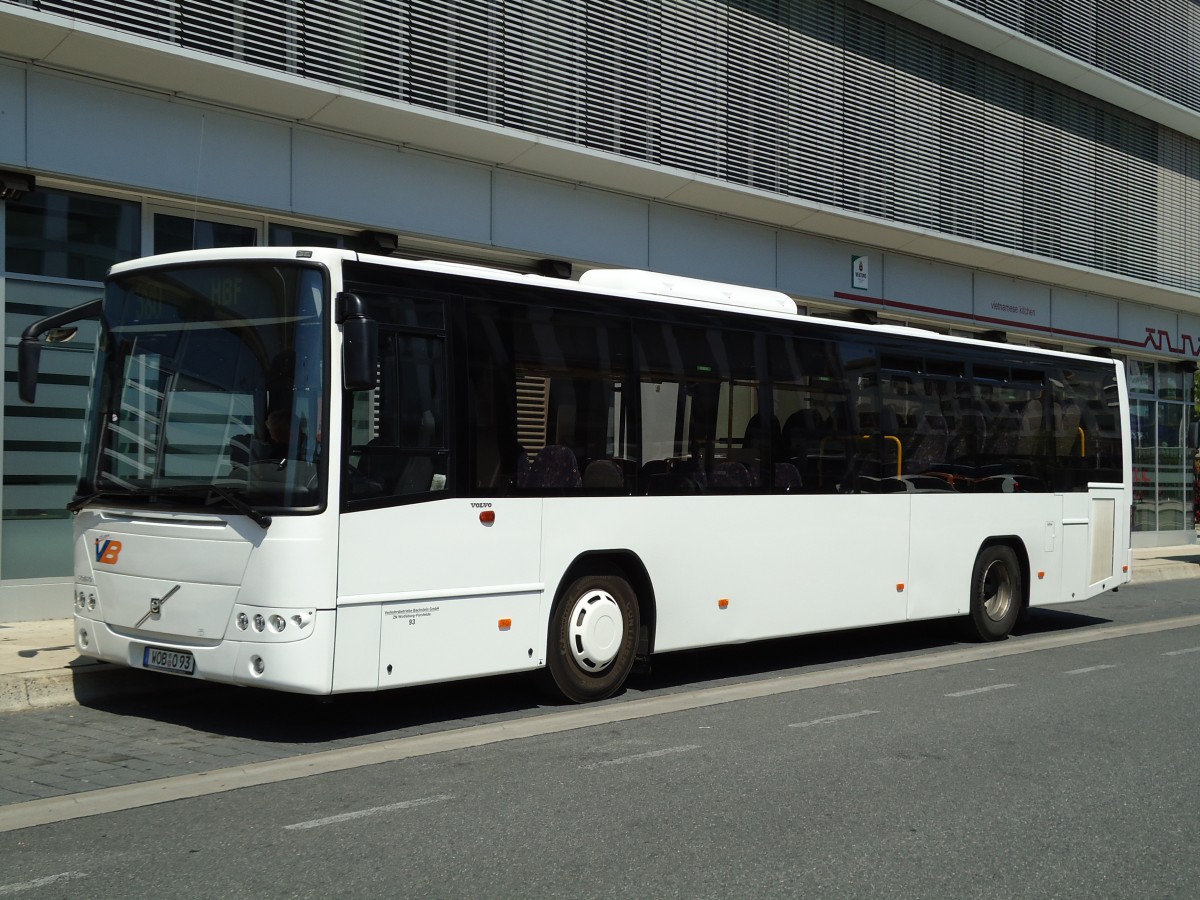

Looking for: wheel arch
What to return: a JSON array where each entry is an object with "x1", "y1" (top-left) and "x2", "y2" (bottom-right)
[
  {"x1": 555, "y1": 550, "x2": 657, "y2": 659},
  {"x1": 976, "y1": 535, "x2": 1030, "y2": 613}
]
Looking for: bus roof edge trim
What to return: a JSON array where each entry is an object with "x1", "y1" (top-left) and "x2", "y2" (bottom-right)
[{"x1": 578, "y1": 269, "x2": 798, "y2": 315}]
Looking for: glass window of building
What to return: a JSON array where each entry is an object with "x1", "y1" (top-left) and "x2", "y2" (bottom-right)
[
  {"x1": 5, "y1": 189, "x2": 140, "y2": 281},
  {"x1": 1127, "y1": 359, "x2": 1193, "y2": 535},
  {"x1": 268, "y1": 224, "x2": 351, "y2": 248},
  {"x1": 3, "y1": 189, "x2": 141, "y2": 581},
  {"x1": 153, "y1": 213, "x2": 257, "y2": 253}
]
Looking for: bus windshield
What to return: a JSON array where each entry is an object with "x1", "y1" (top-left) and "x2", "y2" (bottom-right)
[{"x1": 78, "y1": 262, "x2": 327, "y2": 513}]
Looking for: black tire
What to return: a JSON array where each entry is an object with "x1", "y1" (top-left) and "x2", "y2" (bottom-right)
[
  {"x1": 543, "y1": 572, "x2": 640, "y2": 703},
  {"x1": 965, "y1": 544, "x2": 1023, "y2": 641}
]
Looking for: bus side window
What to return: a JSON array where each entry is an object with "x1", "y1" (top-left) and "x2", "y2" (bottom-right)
[
  {"x1": 348, "y1": 330, "x2": 449, "y2": 502},
  {"x1": 466, "y1": 301, "x2": 631, "y2": 496}
]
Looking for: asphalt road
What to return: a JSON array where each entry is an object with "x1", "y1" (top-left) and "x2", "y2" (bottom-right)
[{"x1": 1, "y1": 580, "x2": 1198, "y2": 898}]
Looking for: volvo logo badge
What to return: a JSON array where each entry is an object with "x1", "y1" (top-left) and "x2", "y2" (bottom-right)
[{"x1": 135, "y1": 584, "x2": 180, "y2": 628}]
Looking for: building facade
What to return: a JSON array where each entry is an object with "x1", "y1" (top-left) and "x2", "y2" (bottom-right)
[{"x1": 1, "y1": 0, "x2": 1198, "y2": 620}]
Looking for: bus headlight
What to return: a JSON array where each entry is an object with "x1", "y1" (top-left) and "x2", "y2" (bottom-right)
[
  {"x1": 75, "y1": 585, "x2": 101, "y2": 616},
  {"x1": 229, "y1": 605, "x2": 317, "y2": 642}
]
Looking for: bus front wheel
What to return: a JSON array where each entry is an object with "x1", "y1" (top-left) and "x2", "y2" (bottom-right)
[
  {"x1": 966, "y1": 544, "x2": 1022, "y2": 641},
  {"x1": 544, "y1": 572, "x2": 640, "y2": 703}
]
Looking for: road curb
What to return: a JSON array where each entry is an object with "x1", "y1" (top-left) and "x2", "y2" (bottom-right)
[
  {"x1": 1132, "y1": 563, "x2": 1200, "y2": 584},
  {"x1": 0, "y1": 663, "x2": 205, "y2": 714}
]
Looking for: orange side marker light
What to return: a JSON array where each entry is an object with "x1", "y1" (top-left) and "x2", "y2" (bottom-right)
[
  {"x1": 1122, "y1": 565, "x2": 1129, "y2": 573},
  {"x1": 1038, "y1": 571, "x2": 1045, "y2": 580},
  {"x1": 480, "y1": 510, "x2": 496, "y2": 525},
  {"x1": 498, "y1": 618, "x2": 512, "y2": 630},
  {"x1": 896, "y1": 583, "x2": 905, "y2": 592},
  {"x1": 718, "y1": 598, "x2": 729, "y2": 609}
]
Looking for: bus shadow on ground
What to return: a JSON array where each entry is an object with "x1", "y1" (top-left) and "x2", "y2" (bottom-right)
[
  {"x1": 1014, "y1": 606, "x2": 1111, "y2": 636},
  {"x1": 629, "y1": 606, "x2": 1110, "y2": 695},
  {"x1": 81, "y1": 607, "x2": 1109, "y2": 745}
]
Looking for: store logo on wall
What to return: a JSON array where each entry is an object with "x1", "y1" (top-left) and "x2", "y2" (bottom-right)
[
  {"x1": 1141, "y1": 327, "x2": 1200, "y2": 357},
  {"x1": 989, "y1": 300, "x2": 1038, "y2": 318},
  {"x1": 851, "y1": 256, "x2": 868, "y2": 290}
]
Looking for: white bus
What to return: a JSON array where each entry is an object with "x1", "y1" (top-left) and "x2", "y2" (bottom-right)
[{"x1": 19, "y1": 248, "x2": 1132, "y2": 702}]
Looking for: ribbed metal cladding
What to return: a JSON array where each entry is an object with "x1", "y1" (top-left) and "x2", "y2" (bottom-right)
[
  {"x1": 10, "y1": 0, "x2": 1200, "y2": 292},
  {"x1": 951, "y1": 0, "x2": 1200, "y2": 117}
]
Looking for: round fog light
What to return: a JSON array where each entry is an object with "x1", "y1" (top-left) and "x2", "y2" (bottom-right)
[
  {"x1": 250, "y1": 655, "x2": 265, "y2": 675},
  {"x1": 79, "y1": 629, "x2": 89, "y2": 648}
]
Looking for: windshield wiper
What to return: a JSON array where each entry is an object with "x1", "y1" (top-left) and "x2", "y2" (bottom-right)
[
  {"x1": 205, "y1": 483, "x2": 272, "y2": 529},
  {"x1": 67, "y1": 483, "x2": 272, "y2": 529}
]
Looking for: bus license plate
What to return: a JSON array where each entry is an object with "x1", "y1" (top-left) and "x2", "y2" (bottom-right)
[{"x1": 143, "y1": 646, "x2": 196, "y2": 676}]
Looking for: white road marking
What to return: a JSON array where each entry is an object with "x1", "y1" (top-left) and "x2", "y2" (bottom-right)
[
  {"x1": 1163, "y1": 646, "x2": 1200, "y2": 657},
  {"x1": 788, "y1": 710, "x2": 879, "y2": 728},
  {"x1": 284, "y1": 794, "x2": 453, "y2": 831},
  {"x1": 0, "y1": 873, "x2": 87, "y2": 896},
  {"x1": 2, "y1": 612, "x2": 1198, "y2": 835},
  {"x1": 945, "y1": 683, "x2": 1016, "y2": 697},
  {"x1": 1064, "y1": 664, "x2": 1118, "y2": 675},
  {"x1": 582, "y1": 745, "x2": 700, "y2": 769}
]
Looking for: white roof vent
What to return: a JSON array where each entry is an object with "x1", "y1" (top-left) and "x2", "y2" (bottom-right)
[{"x1": 579, "y1": 269, "x2": 797, "y2": 315}]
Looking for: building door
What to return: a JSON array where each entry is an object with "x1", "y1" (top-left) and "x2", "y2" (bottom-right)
[{"x1": 1127, "y1": 359, "x2": 1193, "y2": 542}]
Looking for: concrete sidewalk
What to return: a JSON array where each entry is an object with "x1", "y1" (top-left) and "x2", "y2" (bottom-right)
[{"x1": 3, "y1": 545, "x2": 1198, "y2": 714}]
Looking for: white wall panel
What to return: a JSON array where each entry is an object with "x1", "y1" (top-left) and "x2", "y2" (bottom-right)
[
  {"x1": 884, "y1": 254, "x2": 972, "y2": 317},
  {"x1": 1180, "y1": 313, "x2": 1200, "y2": 357},
  {"x1": 492, "y1": 171, "x2": 648, "y2": 268},
  {"x1": 1120, "y1": 301, "x2": 1178, "y2": 355},
  {"x1": 1052, "y1": 288, "x2": 1118, "y2": 343},
  {"x1": 292, "y1": 130, "x2": 491, "y2": 244},
  {"x1": 27, "y1": 72, "x2": 290, "y2": 208},
  {"x1": 28, "y1": 72, "x2": 199, "y2": 194},
  {"x1": 187, "y1": 108, "x2": 291, "y2": 209},
  {"x1": 777, "y1": 232, "x2": 879, "y2": 305},
  {"x1": 974, "y1": 272, "x2": 1051, "y2": 332},
  {"x1": 647, "y1": 204, "x2": 776, "y2": 288},
  {"x1": 0, "y1": 62, "x2": 25, "y2": 167}
]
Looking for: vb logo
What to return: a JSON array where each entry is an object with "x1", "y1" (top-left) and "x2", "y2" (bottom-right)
[{"x1": 94, "y1": 538, "x2": 122, "y2": 565}]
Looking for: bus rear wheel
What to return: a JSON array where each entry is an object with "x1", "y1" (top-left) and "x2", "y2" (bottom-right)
[
  {"x1": 544, "y1": 572, "x2": 640, "y2": 703},
  {"x1": 966, "y1": 544, "x2": 1022, "y2": 641}
]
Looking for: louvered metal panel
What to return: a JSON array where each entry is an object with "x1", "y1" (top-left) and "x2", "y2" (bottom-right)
[
  {"x1": 951, "y1": 0, "x2": 1200, "y2": 116},
  {"x1": 407, "y1": 1, "x2": 499, "y2": 120},
  {"x1": 1159, "y1": 130, "x2": 1200, "y2": 292},
  {"x1": 659, "y1": 0, "x2": 728, "y2": 179},
  {"x1": 582, "y1": 0, "x2": 658, "y2": 159},
  {"x1": 7, "y1": 0, "x2": 1199, "y2": 293},
  {"x1": 980, "y1": 66, "x2": 1024, "y2": 251},
  {"x1": 784, "y1": 0, "x2": 844, "y2": 207},
  {"x1": 841, "y1": 5, "x2": 896, "y2": 220}
]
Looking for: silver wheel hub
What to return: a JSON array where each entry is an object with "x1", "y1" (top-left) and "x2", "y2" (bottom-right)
[
  {"x1": 982, "y1": 560, "x2": 1014, "y2": 622},
  {"x1": 568, "y1": 589, "x2": 624, "y2": 672}
]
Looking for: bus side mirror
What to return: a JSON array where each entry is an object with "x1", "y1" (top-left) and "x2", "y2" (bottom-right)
[
  {"x1": 17, "y1": 297, "x2": 102, "y2": 404},
  {"x1": 336, "y1": 292, "x2": 378, "y2": 392},
  {"x1": 17, "y1": 338, "x2": 41, "y2": 404}
]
